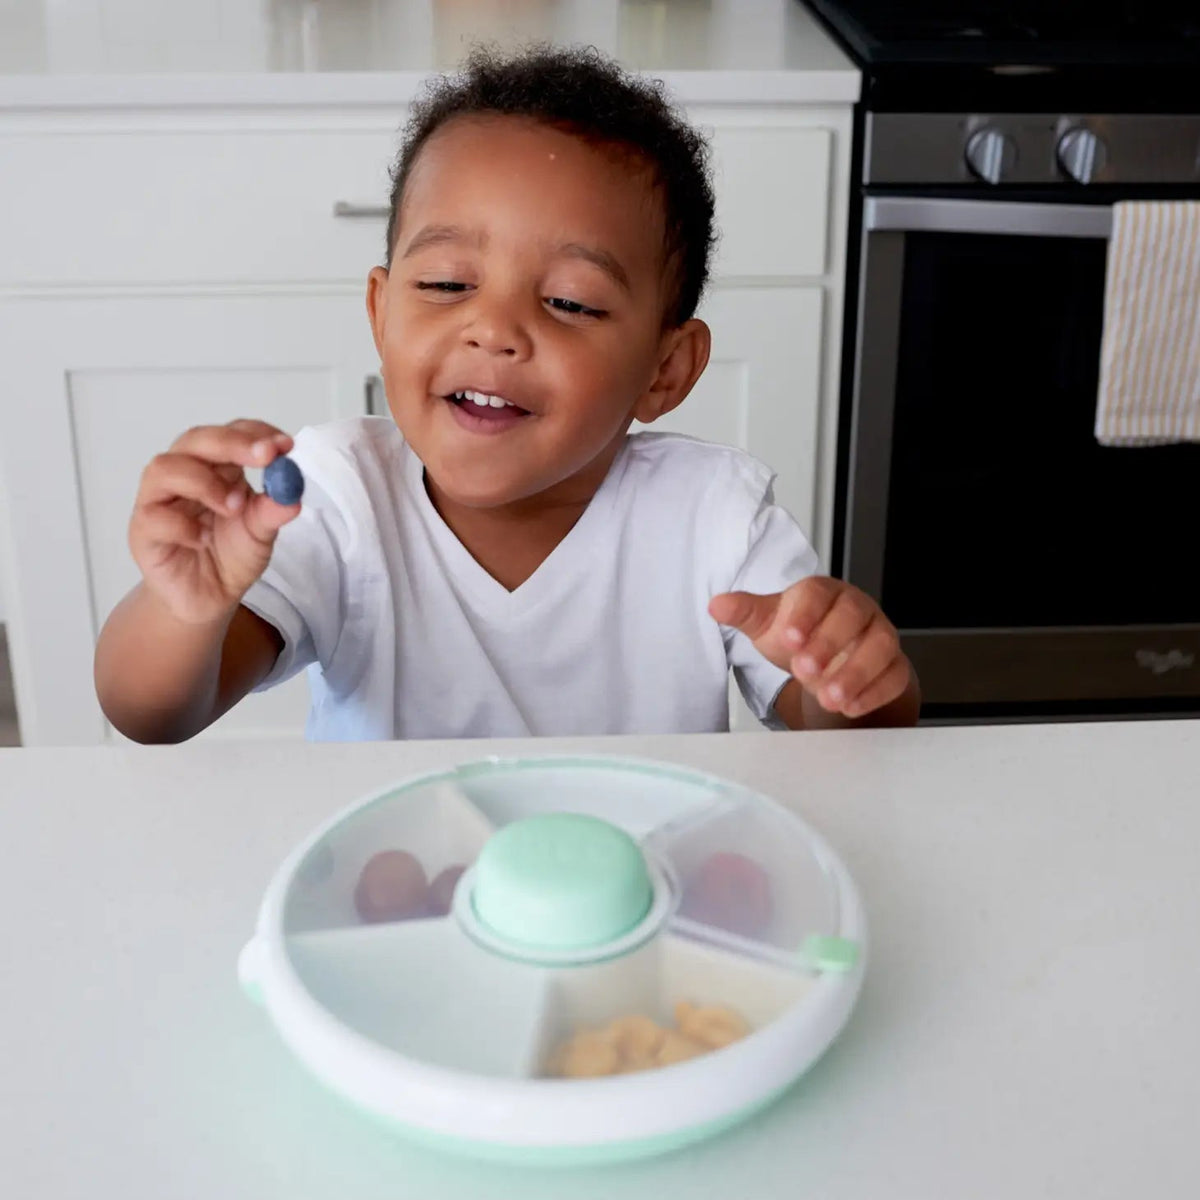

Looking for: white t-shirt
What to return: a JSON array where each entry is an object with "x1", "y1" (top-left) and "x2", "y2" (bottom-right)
[{"x1": 242, "y1": 418, "x2": 819, "y2": 741}]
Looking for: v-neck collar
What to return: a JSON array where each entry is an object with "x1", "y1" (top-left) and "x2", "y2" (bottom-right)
[{"x1": 402, "y1": 439, "x2": 631, "y2": 622}]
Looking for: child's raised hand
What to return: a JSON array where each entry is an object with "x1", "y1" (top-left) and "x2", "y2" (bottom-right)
[
  {"x1": 708, "y1": 578, "x2": 910, "y2": 719},
  {"x1": 129, "y1": 421, "x2": 300, "y2": 625}
]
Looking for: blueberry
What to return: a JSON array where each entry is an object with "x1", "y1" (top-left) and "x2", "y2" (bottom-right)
[{"x1": 263, "y1": 455, "x2": 304, "y2": 505}]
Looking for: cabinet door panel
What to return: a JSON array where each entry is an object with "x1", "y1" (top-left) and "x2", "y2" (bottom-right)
[
  {"x1": 0, "y1": 129, "x2": 397, "y2": 286},
  {"x1": 70, "y1": 365, "x2": 345, "y2": 743},
  {"x1": 0, "y1": 293, "x2": 376, "y2": 745},
  {"x1": 642, "y1": 285, "x2": 824, "y2": 540},
  {"x1": 709, "y1": 128, "x2": 831, "y2": 279}
]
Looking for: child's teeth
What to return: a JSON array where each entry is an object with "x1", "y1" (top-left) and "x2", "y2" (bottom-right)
[{"x1": 461, "y1": 389, "x2": 515, "y2": 409}]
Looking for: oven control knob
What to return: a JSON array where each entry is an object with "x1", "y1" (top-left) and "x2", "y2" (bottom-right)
[
  {"x1": 964, "y1": 128, "x2": 1017, "y2": 185},
  {"x1": 1057, "y1": 127, "x2": 1109, "y2": 185}
]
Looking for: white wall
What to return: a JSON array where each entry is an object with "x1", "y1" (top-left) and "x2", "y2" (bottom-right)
[{"x1": 0, "y1": 462, "x2": 9, "y2": 624}]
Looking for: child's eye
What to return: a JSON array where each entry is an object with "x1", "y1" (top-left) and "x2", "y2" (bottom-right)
[
  {"x1": 546, "y1": 297, "x2": 606, "y2": 318},
  {"x1": 415, "y1": 281, "x2": 470, "y2": 294}
]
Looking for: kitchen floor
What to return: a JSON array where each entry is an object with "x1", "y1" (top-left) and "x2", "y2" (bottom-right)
[{"x1": 0, "y1": 626, "x2": 20, "y2": 746}]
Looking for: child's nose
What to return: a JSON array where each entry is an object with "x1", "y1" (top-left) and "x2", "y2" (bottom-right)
[{"x1": 462, "y1": 301, "x2": 532, "y2": 359}]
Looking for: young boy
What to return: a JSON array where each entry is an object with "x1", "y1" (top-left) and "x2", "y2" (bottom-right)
[{"x1": 94, "y1": 46, "x2": 919, "y2": 743}]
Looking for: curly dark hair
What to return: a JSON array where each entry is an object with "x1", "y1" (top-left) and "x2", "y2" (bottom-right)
[{"x1": 385, "y1": 44, "x2": 716, "y2": 328}]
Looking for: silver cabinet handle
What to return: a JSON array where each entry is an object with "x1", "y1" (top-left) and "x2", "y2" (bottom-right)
[
  {"x1": 333, "y1": 201, "x2": 390, "y2": 219},
  {"x1": 865, "y1": 197, "x2": 1113, "y2": 240},
  {"x1": 364, "y1": 374, "x2": 387, "y2": 416}
]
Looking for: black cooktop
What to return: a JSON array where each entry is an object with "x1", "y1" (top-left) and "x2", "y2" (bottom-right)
[{"x1": 802, "y1": 0, "x2": 1200, "y2": 110}]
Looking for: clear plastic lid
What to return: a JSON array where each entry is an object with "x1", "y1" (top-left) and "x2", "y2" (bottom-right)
[{"x1": 275, "y1": 757, "x2": 853, "y2": 1081}]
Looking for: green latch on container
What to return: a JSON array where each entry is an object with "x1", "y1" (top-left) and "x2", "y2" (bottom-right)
[{"x1": 800, "y1": 934, "x2": 860, "y2": 972}]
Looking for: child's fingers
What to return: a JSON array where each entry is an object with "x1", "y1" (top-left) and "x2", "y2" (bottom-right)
[
  {"x1": 138, "y1": 453, "x2": 249, "y2": 517},
  {"x1": 212, "y1": 462, "x2": 245, "y2": 487},
  {"x1": 775, "y1": 576, "x2": 842, "y2": 649},
  {"x1": 806, "y1": 617, "x2": 897, "y2": 710},
  {"x1": 839, "y1": 655, "x2": 911, "y2": 720},
  {"x1": 787, "y1": 589, "x2": 874, "y2": 684},
  {"x1": 169, "y1": 421, "x2": 293, "y2": 468},
  {"x1": 135, "y1": 503, "x2": 210, "y2": 554},
  {"x1": 241, "y1": 491, "x2": 302, "y2": 543},
  {"x1": 707, "y1": 591, "x2": 781, "y2": 642}
]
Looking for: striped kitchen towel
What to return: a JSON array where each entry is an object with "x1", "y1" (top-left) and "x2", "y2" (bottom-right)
[{"x1": 1094, "y1": 201, "x2": 1200, "y2": 446}]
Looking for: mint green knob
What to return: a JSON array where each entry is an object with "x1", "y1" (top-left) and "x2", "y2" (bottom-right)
[{"x1": 472, "y1": 814, "x2": 652, "y2": 952}]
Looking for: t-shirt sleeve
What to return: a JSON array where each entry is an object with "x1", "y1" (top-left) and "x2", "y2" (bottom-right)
[
  {"x1": 717, "y1": 468, "x2": 822, "y2": 728},
  {"x1": 241, "y1": 434, "x2": 349, "y2": 692}
]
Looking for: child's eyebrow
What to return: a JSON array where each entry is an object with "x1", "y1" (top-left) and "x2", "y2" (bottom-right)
[
  {"x1": 552, "y1": 242, "x2": 631, "y2": 293},
  {"x1": 400, "y1": 224, "x2": 483, "y2": 258}
]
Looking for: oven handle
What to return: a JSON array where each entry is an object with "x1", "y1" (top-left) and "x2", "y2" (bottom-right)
[{"x1": 864, "y1": 196, "x2": 1112, "y2": 239}]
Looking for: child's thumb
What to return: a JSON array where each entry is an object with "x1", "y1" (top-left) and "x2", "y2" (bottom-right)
[
  {"x1": 708, "y1": 590, "x2": 781, "y2": 641},
  {"x1": 243, "y1": 491, "x2": 301, "y2": 544}
]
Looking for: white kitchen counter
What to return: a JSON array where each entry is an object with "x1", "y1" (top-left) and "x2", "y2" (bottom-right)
[
  {"x1": 1, "y1": 719, "x2": 1197, "y2": 1197},
  {"x1": 0, "y1": 0, "x2": 859, "y2": 108}
]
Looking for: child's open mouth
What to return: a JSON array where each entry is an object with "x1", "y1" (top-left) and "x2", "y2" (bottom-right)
[{"x1": 445, "y1": 389, "x2": 531, "y2": 433}]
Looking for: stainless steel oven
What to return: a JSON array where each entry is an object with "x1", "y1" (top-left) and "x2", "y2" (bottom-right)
[{"x1": 842, "y1": 112, "x2": 1200, "y2": 718}]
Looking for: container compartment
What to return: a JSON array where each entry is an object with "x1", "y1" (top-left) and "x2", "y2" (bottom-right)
[
  {"x1": 534, "y1": 932, "x2": 813, "y2": 1079},
  {"x1": 450, "y1": 757, "x2": 721, "y2": 840},
  {"x1": 646, "y1": 793, "x2": 841, "y2": 963},
  {"x1": 283, "y1": 780, "x2": 494, "y2": 934},
  {"x1": 286, "y1": 920, "x2": 551, "y2": 1079}
]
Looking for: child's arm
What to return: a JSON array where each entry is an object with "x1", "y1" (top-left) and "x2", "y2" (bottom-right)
[
  {"x1": 94, "y1": 421, "x2": 301, "y2": 743},
  {"x1": 95, "y1": 589, "x2": 283, "y2": 743},
  {"x1": 709, "y1": 578, "x2": 921, "y2": 730}
]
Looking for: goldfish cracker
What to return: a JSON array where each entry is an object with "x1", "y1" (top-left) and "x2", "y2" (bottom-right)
[
  {"x1": 606, "y1": 1014, "x2": 665, "y2": 1062},
  {"x1": 553, "y1": 1029, "x2": 621, "y2": 1079},
  {"x1": 550, "y1": 1001, "x2": 749, "y2": 1078},
  {"x1": 674, "y1": 1001, "x2": 750, "y2": 1050},
  {"x1": 655, "y1": 1029, "x2": 706, "y2": 1067},
  {"x1": 675, "y1": 1000, "x2": 697, "y2": 1026}
]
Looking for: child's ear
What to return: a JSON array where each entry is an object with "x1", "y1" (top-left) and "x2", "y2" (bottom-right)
[
  {"x1": 366, "y1": 266, "x2": 390, "y2": 358},
  {"x1": 633, "y1": 318, "x2": 712, "y2": 424}
]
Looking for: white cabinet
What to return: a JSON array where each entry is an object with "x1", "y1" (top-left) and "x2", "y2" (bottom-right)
[
  {"x1": 0, "y1": 101, "x2": 852, "y2": 745},
  {"x1": 0, "y1": 126, "x2": 397, "y2": 286},
  {"x1": 707, "y1": 125, "x2": 832, "y2": 278},
  {"x1": 647, "y1": 285, "x2": 824, "y2": 532},
  {"x1": 0, "y1": 292, "x2": 375, "y2": 744}
]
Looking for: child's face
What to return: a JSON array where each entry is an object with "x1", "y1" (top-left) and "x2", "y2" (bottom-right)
[{"x1": 366, "y1": 115, "x2": 707, "y2": 511}]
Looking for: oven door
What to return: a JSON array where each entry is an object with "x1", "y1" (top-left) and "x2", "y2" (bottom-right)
[{"x1": 845, "y1": 196, "x2": 1200, "y2": 715}]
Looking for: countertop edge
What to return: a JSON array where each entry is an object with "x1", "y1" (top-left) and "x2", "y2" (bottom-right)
[{"x1": 0, "y1": 68, "x2": 861, "y2": 112}]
